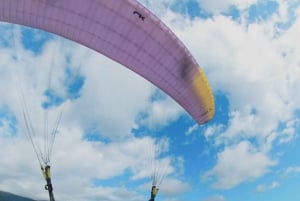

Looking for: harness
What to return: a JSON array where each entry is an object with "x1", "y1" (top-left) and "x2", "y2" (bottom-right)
[
  {"x1": 149, "y1": 185, "x2": 159, "y2": 201},
  {"x1": 41, "y1": 165, "x2": 55, "y2": 201}
]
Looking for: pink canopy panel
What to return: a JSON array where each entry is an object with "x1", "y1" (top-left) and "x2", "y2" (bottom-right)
[{"x1": 0, "y1": 0, "x2": 214, "y2": 124}]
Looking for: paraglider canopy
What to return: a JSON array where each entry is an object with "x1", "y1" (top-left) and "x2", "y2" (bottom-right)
[{"x1": 0, "y1": 0, "x2": 214, "y2": 124}]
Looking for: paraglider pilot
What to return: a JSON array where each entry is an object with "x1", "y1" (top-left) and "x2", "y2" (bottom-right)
[
  {"x1": 149, "y1": 185, "x2": 159, "y2": 201},
  {"x1": 41, "y1": 165, "x2": 55, "y2": 201}
]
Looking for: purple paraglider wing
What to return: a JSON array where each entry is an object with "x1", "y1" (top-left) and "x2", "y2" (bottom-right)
[{"x1": 0, "y1": 0, "x2": 214, "y2": 124}]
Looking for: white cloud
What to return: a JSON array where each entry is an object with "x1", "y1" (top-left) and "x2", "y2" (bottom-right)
[
  {"x1": 185, "y1": 124, "x2": 199, "y2": 136},
  {"x1": 138, "y1": 0, "x2": 179, "y2": 17},
  {"x1": 203, "y1": 124, "x2": 225, "y2": 141},
  {"x1": 140, "y1": 0, "x2": 259, "y2": 16},
  {"x1": 153, "y1": 177, "x2": 190, "y2": 196},
  {"x1": 82, "y1": 186, "x2": 144, "y2": 201},
  {"x1": 203, "y1": 141, "x2": 277, "y2": 189},
  {"x1": 137, "y1": 177, "x2": 190, "y2": 201},
  {"x1": 284, "y1": 166, "x2": 300, "y2": 176},
  {"x1": 279, "y1": 119, "x2": 299, "y2": 144},
  {"x1": 203, "y1": 195, "x2": 226, "y2": 201},
  {"x1": 197, "y1": 0, "x2": 258, "y2": 14},
  {"x1": 255, "y1": 181, "x2": 279, "y2": 192},
  {"x1": 137, "y1": 94, "x2": 184, "y2": 129}
]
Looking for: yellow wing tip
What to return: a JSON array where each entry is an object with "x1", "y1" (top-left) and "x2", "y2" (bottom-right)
[{"x1": 192, "y1": 68, "x2": 215, "y2": 124}]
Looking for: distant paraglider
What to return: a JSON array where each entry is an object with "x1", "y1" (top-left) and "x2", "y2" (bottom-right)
[{"x1": 0, "y1": 0, "x2": 215, "y2": 200}]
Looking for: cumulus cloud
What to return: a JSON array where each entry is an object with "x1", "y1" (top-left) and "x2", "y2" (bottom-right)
[
  {"x1": 158, "y1": 178, "x2": 190, "y2": 196},
  {"x1": 137, "y1": 94, "x2": 184, "y2": 129},
  {"x1": 203, "y1": 141, "x2": 277, "y2": 189}
]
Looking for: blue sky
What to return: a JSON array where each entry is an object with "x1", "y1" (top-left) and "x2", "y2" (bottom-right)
[{"x1": 0, "y1": 0, "x2": 300, "y2": 201}]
